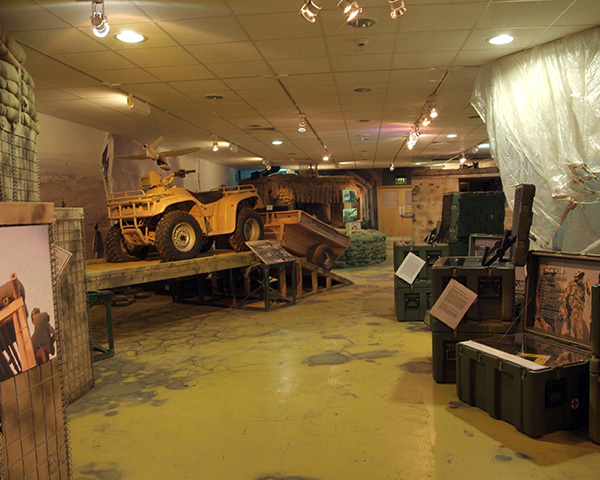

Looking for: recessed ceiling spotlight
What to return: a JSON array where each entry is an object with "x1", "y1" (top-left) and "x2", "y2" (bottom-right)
[
  {"x1": 116, "y1": 31, "x2": 146, "y2": 43},
  {"x1": 354, "y1": 87, "x2": 371, "y2": 93},
  {"x1": 348, "y1": 18, "x2": 375, "y2": 28},
  {"x1": 478, "y1": 142, "x2": 490, "y2": 149},
  {"x1": 205, "y1": 94, "x2": 224, "y2": 100},
  {"x1": 272, "y1": 140, "x2": 283, "y2": 145},
  {"x1": 447, "y1": 134, "x2": 458, "y2": 138},
  {"x1": 322, "y1": 156, "x2": 329, "y2": 161},
  {"x1": 488, "y1": 34, "x2": 514, "y2": 45},
  {"x1": 358, "y1": 119, "x2": 370, "y2": 123}
]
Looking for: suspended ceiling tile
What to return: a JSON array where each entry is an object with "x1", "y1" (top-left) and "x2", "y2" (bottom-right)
[
  {"x1": 329, "y1": 38, "x2": 396, "y2": 57},
  {"x1": 54, "y1": 51, "x2": 137, "y2": 71},
  {"x1": 169, "y1": 79, "x2": 232, "y2": 94},
  {"x1": 118, "y1": 46, "x2": 198, "y2": 68},
  {"x1": 267, "y1": 57, "x2": 332, "y2": 75},
  {"x1": 136, "y1": 0, "x2": 231, "y2": 21},
  {"x1": 0, "y1": 1, "x2": 70, "y2": 31},
  {"x1": 394, "y1": 30, "x2": 472, "y2": 53},
  {"x1": 95, "y1": 68, "x2": 160, "y2": 86},
  {"x1": 477, "y1": 0, "x2": 576, "y2": 29},
  {"x1": 237, "y1": 13, "x2": 324, "y2": 41},
  {"x1": 256, "y1": 38, "x2": 328, "y2": 60},
  {"x1": 397, "y1": 3, "x2": 487, "y2": 33},
  {"x1": 329, "y1": 54, "x2": 393, "y2": 72},
  {"x1": 123, "y1": 82, "x2": 179, "y2": 96},
  {"x1": 187, "y1": 42, "x2": 263, "y2": 64},
  {"x1": 392, "y1": 51, "x2": 456, "y2": 69},
  {"x1": 145, "y1": 64, "x2": 215, "y2": 82},
  {"x1": 557, "y1": 0, "x2": 600, "y2": 25},
  {"x1": 10, "y1": 27, "x2": 108, "y2": 54},
  {"x1": 207, "y1": 61, "x2": 272, "y2": 78},
  {"x1": 161, "y1": 17, "x2": 249, "y2": 45}
]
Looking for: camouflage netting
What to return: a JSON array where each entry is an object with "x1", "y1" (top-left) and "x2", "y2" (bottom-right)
[
  {"x1": 335, "y1": 229, "x2": 387, "y2": 268},
  {"x1": 244, "y1": 173, "x2": 362, "y2": 208}
]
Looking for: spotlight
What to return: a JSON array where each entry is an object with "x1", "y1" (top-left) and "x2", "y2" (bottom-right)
[
  {"x1": 322, "y1": 155, "x2": 329, "y2": 161},
  {"x1": 429, "y1": 107, "x2": 438, "y2": 119},
  {"x1": 459, "y1": 154, "x2": 467, "y2": 164},
  {"x1": 91, "y1": 0, "x2": 110, "y2": 38},
  {"x1": 300, "y1": 0, "x2": 321, "y2": 23},
  {"x1": 298, "y1": 113, "x2": 307, "y2": 133},
  {"x1": 422, "y1": 117, "x2": 431, "y2": 127},
  {"x1": 389, "y1": 163, "x2": 395, "y2": 171},
  {"x1": 338, "y1": 0, "x2": 362, "y2": 22},
  {"x1": 389, "y1": 0, "x2": 407, "y2": 19}
]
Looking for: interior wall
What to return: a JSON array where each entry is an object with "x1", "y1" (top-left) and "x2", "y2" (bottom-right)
[
  {"x1": 37, "y1": 114, "x2": 236, "y2": 258},
  {"x1": 411, "y1": 174, "x2": 460, "y2": 244}
]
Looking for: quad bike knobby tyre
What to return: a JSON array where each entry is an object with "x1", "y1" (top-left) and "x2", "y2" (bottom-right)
[
  {"x1": 229, "y1": 207, "x2": 264, "y2": 252},
  {"x1": 105, "y1": 224, "x2": 149, "y2": 263},
  {"x1": 155, "y1": 211, "x2": 204, "y2": 261},
  {"x1": 306, "y1": 243, "x2": 335, "y2": 270}
]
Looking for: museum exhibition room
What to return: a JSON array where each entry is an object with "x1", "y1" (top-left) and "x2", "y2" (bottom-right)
[{"x1": 0, "y1": 0, "x2": 600, "y2": 479}]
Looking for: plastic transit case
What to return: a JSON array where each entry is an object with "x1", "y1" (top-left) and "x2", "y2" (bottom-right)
[{"x1": 456, "y1": 251, "x2": 600, "y2": 438}]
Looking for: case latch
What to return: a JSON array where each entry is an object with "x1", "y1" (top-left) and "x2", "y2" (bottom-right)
[
  {"x1": 477, "y1": 352, "x2": 482, "y2": 363},
  {"x1": 498, "y1": 360, "x2": 504, "y2": 372},
  {"x1": 521, "y1": 369, "x2": 527, "y2": 380}
]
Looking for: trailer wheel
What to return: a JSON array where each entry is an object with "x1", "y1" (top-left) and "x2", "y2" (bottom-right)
[
  {"x1": 105, "y1": 225, "x2": 148, "y2": 263},
  {"x1": 306, "y1": 243, "x2": 335, "y2": 270},
  {"x1": 229, "y1": 207, "x2": 264, "y2": 252},
  {"x1": 155, "y1": 211, "x2": 203, "y2": 261}
]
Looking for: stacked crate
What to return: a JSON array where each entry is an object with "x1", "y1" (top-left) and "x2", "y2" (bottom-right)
[
  {"x1": 393, "y1": 243, "x2": 448, "y2": 322},
  {"x1": 440, "y1": 192, "x2": 505, "y2": 256},
  {"x1": 430, "y1": 256, "x2": 517, "y2": 383}
]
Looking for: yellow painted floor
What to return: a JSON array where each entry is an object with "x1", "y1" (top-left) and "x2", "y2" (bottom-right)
[{"x1": 68, "y1": 244, "x2": 600, "y2": 480}]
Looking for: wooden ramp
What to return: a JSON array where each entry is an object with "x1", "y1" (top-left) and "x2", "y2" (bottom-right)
[{"x1": 295, "y1": 258, "x2": 353, "y2": 298}]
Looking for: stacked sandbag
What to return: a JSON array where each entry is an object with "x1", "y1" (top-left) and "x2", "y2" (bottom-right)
[
  {"x1": 0, "y1": 22, "x2": 39, "y2": 133},
  {"x1": 334, "y1": 229, "x2": 387, "y2": 268}
]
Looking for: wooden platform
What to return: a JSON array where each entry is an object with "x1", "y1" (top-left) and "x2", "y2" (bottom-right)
[{"x1": 86, "y1": 251, "x2": 256, "y2": 291}]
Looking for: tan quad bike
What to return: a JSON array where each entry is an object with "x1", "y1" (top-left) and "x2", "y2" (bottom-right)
[{"x1": 105, "y1": 169, "x2": 265, "y2": 263}]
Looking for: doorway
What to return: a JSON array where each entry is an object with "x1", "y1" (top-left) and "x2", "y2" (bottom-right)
[{"x1": 377, "y1": 186, "x2": 413, "y2": 241}]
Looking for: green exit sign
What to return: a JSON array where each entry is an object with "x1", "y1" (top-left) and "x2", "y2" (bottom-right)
[{"x1": 395, "y1": 177, "x2": 408, "y2": 185}]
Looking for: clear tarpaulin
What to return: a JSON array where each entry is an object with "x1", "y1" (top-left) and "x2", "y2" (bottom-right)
[{"x1": 471, "y1": 27, "x2": 600, "y2": 252}]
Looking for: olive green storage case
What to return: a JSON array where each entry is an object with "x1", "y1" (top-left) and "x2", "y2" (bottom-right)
[
  {"x1": 394, "y1": 279, "x2": 431, "y2": 322},
  {"x1": 393, "y1": 243, "x2": 449, "y2": 281},
  {"x1": 456, "y1": 251, "x2": 600, "y2": 438}
]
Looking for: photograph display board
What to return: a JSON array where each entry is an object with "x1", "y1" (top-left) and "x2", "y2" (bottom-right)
[
  {"x1": 0, "y1": 224, "x2": 56, "y2": 380},
  {"x1": 532, "y1": 255, "x2": 600, "y2": 344}
]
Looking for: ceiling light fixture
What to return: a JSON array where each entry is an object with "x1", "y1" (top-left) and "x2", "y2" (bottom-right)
[
  {"x1": 116, "y1": 31, "x2": 146, "y2": 44},
  {"x1": 488, "y1": 34, "x2": 514, "y2": 45},
  {"x1": 389, "y1": 0, "x2": 407, "y2": 19},
  {"x1": 322, "y1": 155, "x2": 329, "y2": 161},
  {"x1": 298, "y1": 113, "x2": 307, "y2": 133},
  {"x1": 272, "y1": 140, "x2": 283, "y2": 145},
  {"x1": 447, "y1": 134, "x2": 458, "y2": 138},
  {"x1": 211, "y1": 134, "x2": 219, "y2": 152},
  {"x1": 300, "y1": 0, "x2": 321, "y2": 23},
  {"x1": 90, "y1": 0, "x2": 110, "y2": 38},
  {"x1": 389, "y1": 163, "x2": 395, "y2": 171},
  {"x1": 338, "y1": 0, "x2": 362, "y2": 22}
]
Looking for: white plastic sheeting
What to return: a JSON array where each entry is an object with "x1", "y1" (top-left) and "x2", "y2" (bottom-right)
[{"x1": 471, "y1": 27, "x2": 600, "y2": 252}]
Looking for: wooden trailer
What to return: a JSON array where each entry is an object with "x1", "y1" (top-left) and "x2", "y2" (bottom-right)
[{"x1": 261, "y1": 210, "x2": 350, "y2": 270}]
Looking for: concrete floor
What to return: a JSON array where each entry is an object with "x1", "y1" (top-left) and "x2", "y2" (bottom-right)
[{"x1": 68, "y1": 245, "x2": 600, "y2": 480}]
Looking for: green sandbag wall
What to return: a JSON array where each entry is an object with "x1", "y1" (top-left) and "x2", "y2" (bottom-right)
[{"x1": 335, "y1": 229, "x2": 387, "y2": 268}]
